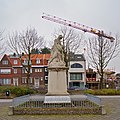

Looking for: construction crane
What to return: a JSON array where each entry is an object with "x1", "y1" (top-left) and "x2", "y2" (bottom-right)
[{"x1": 42, "y1": 13, "x2": 115, "y2": 42}]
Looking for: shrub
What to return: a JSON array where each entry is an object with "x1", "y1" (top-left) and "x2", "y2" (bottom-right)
[
  {"x1": 0, "y1": 86, "x2": 35, "y2": 97},
  {"x1": 85, "y1": 89, "x2": 120, "y2": 95},
  {"x1": 84, "y1": 89, "x2": 95, "y2": 95}
]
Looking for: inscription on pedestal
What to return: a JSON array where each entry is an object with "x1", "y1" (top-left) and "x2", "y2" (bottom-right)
[{"x1": 44, "y1": 96, "x2": 71, "y2": 103}]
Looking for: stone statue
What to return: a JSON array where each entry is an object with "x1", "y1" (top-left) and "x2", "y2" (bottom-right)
[
  {"x1": 46, "y1": 35, "x2": 69, "y2": 96},
  {"x1": 49, "y1": 35, "x2": 65, "y2": 67}
]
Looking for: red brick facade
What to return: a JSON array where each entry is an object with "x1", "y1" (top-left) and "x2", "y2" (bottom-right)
[{"x1": 0, "y1": 54, "x2": 50, "y2": 88}]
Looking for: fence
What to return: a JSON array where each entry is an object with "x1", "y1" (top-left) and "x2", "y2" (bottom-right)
[
  {"x1": 10, "y1": 94, "x2": 104, "y2": 115},
  {"x1": 86, "y1": 94, "x2": 101, "y2": 105},
  {"x1": 12, "y1": 94, "x2": 100, "y2": 108},
  {"x1": 12, "y1": 94, "x2": 30, "y2": 107}
]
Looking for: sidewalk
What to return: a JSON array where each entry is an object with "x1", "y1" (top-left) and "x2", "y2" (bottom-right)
[
  {"x1": 0, "y1": 99, "x2": 12, "y2": 102},
  {"x1": 0, "y1": 95, "x2": 120, "y2": 103},
  {"x1": 97, "y1": 95, "x2": 120, "y2": 98}
]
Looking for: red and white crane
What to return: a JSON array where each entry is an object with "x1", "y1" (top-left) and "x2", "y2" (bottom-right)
[{"x1": 42, "y1": 13, "x2": 115, "y2": 41}]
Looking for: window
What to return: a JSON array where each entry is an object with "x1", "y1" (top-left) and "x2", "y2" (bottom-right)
[
  {"x1": 22, "y1": 77, "x2": 27, "y2": 83},
  {"x1": 30, "y1": 68, "x2": 32, "y2": 73},
  {"x1": 13, "y1": 78, "x2": 18, "y2": 86},
  {"x1": 22, "y1": 68, "x2": 32, "y2": 73},
  {"x1": 2, "y1": 60, "x2": 8, "y2": 65},
  {"x1": 14, "y1": 69, "x2": 17, "y2": 74},
  {"x1": 70, "y1": 73, "x2": 83, "y2": 80},
  {"x1": 29, "y1": 77, "x2": 32, "y2": 83},
  {"x1": 0, "y1": 69, "x2": 11, "y2": 74},
  {"x1": 35, "y1": 68, "x2": 42, "y2": 72},
  {"x1": 45, "y1": 68, "x2": 48, "y2": 72},
  {"x1": 23, "y1": 59, "x2": 27, "y2": 64},
  {"x1": 3, "y1": 79, "x2": 11, "y2": 85},
  {"x1": 14, "y1": 60, "x2": 18, "y2": 64},
  {"x1": 45, "y1": 76, "x2": 48, "y2": 84},
  {"x1": 22, "y1": 68, "x2": 25, "y2": 73},
  {"x1": 71, "y1": 63, "x2": 83, "y2": 68},
  {"x1": 45, "y1": 76, "x2": 48, "y2": 80},
  {"x1": 36, "y1": 58, "x2": 41, "y2": 64},
  {"x1": 23, "y1": 59, "x2": 32, "y2": 65},
  {"x1": 22, "y1": 77, "x2": 32, "y2": 83},
  {"x1": 0, "y1": 79, "x2": 2, "y2": 85}
]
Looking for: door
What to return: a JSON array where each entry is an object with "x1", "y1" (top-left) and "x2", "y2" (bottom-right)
[
  {"x1": 13, "y1": 78, "x2": 18, "y2": 86},
  {"x1": 34, "y1": 78, "x2": 40, "y2": 88}
]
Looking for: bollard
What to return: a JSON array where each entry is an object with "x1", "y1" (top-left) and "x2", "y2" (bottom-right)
[
  {"x1": 101, "y1": 105, "x2": 106, "y2": 115},
  {"x1": 8, "y1": 106, "x2": 14, "y2": 116}
]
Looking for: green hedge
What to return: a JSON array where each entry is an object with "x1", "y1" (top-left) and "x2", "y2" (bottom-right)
[
  {"x1": 84, "y1": 89, "x2": 120, "y2": 95},
  {"x1": 0, "y1": 86, "x2": 35, "y2": 97}
]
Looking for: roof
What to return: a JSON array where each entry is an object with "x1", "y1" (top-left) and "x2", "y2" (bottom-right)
[
  {"x1": 0, "y1": 53, "x2": 86, "y2": 67},
  {"x1": 21, "y1": 54, "x2": 51, "y2": 60},
  {"x1": 3, "y1": 54, "x2": 51, "y2": 66},
  {"x1": 70, "y1": 54, "x2": 85, "y2": 61}
]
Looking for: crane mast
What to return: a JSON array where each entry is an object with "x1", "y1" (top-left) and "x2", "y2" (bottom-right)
[{"x1": 42, "y1": 13, "x2": 115, "y2": 41}]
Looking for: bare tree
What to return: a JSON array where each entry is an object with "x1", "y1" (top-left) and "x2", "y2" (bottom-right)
[
  {"x1": 53, "y1": 26, "x2": 83, "y2": 67},
  {"x1": 0, "y1": 31, "x2": 5, "y2": 55},
  {"x1": 8, "y1": 27, "x2": 44, "y2": 86},
  {"x1": 87, "y1": 35, "x2": 120, "y2": 89}
]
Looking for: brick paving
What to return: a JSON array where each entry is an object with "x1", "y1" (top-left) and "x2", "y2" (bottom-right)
[{"x1": 0, "y1": 98, "x2": 120, "y2": 120}]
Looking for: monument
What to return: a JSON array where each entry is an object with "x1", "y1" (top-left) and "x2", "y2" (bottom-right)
[{"x1": 44, "y1": 35, "x2": 71, "y2": 103}]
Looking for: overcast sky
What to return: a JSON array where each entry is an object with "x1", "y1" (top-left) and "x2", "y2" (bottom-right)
[{"x1": 0, "y1": 0, "x2": 120, "y2": 72}]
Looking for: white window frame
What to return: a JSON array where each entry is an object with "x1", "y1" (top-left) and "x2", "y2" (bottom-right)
[
  {"x1": 45, "y1": 76, "x2": 48, "y2": 81},
  {"x1": 14, "y1": 60, "x2": 18, "y2": 64},
  {"x1": 14, "y1": 69, "x2": 17, "y2": 74},
  {"x1": 22, "y1": 77, "x2": 27, "y2": 83},
  {"x1": 0, "y1": 69, "x2": 11, "y2": 74},
  {"x1": 2, "y1": 60, "x2": 8, "y2": 65},
  {"x1": 45, "y1": 68, "x2": 48, "y2": 72},
  {"x1": 13, "y1": 78, "x2": 18, "y2": 86},
  {"x1": 23, "y1": 59, "x2": 27, "y2": 64},
  {"x1": 29, "y1": 77, "x2": 32, "y2": 83},
  {"x1": 30, "y1": 68, "x2": 32, "y2": 73},
  {"x1": 36, "y1": 58, "x2": 41, "y2": 64},
  {"x1": 70, "y1": 73, "x2": 83, "y2": 80},
  {"x1": 22, "y1": 67, "x2": 32, "y2": 73},
  {"x1": 35, "y1": 68, "x2": 42, "y2": 72},
  {"x1": 3, "y1": 79, "x2": 11, "y2": 85},
  {"x1": 0, "y1": 79, "x2": 2, "y2": 84}
]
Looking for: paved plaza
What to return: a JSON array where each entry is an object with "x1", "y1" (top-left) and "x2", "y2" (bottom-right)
[{"x1": 0, "y1": 97, "x2": 120, "y2": 120}]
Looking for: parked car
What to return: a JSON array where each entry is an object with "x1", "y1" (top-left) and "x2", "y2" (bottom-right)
[
  {"x1": 116, "y1": 86, "x2": 120, "y2": 90},
  {"x1": 68, "y1": 86, "x2": 88, "y2": 90}
]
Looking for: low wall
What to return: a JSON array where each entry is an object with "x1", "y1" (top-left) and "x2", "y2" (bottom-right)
[{"x1": 13, "y1": 107, "x2": 102, "y2": 115}]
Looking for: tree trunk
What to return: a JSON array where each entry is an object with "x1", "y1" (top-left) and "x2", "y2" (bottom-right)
[{"x1": 100, "y1": 74, "x2": 103, "y2": 89}]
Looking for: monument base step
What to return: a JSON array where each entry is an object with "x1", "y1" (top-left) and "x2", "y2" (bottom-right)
[
  {"x1": 46, "y1": 92, "x2": 69, "y2": 96},
  {"x1": 44, "y1": 96, "x2": 71, "y2": 103}
]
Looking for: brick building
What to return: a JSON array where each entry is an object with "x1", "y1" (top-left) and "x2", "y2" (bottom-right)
[
  {"x1": 0, "y1": 54, "x2": 50, "y2": 88},
  {"x1": 86, "y1": 68, "x2": 99, "y2": 89}
]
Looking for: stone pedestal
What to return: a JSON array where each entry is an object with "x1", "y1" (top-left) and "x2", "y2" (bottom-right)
[{"x1": 46, "y1": 66, "x2": 69, "y2": 96}]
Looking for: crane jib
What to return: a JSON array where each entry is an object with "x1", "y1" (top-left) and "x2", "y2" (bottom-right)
[{"x1": 42, "y1": 13, "x2": 115, "y2": 41}]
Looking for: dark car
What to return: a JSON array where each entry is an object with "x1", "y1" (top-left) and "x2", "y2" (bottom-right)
[{"x1": 68, "y1": 86, "x2": 88, "y2": 90}]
